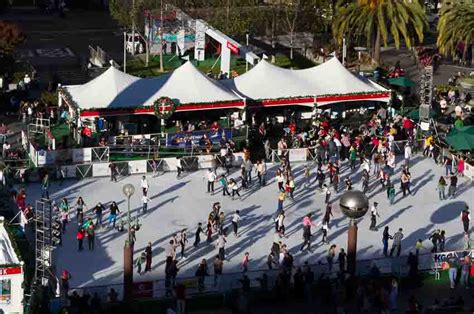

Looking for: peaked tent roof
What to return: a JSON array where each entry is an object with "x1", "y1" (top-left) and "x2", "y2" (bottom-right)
[
  {"x1": 141, "y1": 61, "x2": 241, "y2": 106},
  {"x1": 222, "y1": 60, "x2": 314, "y2": 100},
  {"x1": 65, "y1": 62, "x2": 242, "y2": 111},
  {"x1": 223, "y1": 57, "x2": 389, "y2": 106},
  {"x1": 296, "y1": 57, "x2": 387, "y2": 95},
  {"x1": 64, "y1": 66, "x2": 140, "y2": 110}
]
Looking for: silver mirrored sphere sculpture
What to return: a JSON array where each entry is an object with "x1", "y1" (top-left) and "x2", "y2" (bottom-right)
[{"x1": 339, "y1": 190, "x2": 369, "y2": 220}]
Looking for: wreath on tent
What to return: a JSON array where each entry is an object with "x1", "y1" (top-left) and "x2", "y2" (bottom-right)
[{"x1": 153, "y1": 97, "x2": 177, "y2": 120}]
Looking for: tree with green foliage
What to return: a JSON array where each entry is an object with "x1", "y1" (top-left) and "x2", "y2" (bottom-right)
[
  {"x1": 0, "y1": 21, "x2": 25, "y2": 56},
  {"x1": 437, "y1": 1, "x2": 474, "y2": 58},
  {"x1": 332, "y1": 0, "x2": 427, "y2": 64}
]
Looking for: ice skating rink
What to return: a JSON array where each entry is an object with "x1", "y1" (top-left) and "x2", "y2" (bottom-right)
[{"x1": 24, "y1": 155, "x2": 473, "y2": 287}]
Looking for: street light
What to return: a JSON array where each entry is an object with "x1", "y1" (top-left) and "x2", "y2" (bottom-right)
[
  {"x1": 122, "y1": 183, "x2": 135, "y2": 301},
  {"x1": 339, "y1": 190, "x2": 369, "y2": 275}
]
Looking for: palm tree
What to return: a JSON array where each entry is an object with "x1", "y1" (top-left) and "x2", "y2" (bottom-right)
[
  {"x1": 333, "y1": 0, "x2": 427, "y2": 64},
  {"x1": 437, "y1": 1, "x2": 474, "y2": 58}
]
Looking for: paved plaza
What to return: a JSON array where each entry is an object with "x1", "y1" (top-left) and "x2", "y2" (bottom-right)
[{"x1": 23, "y1": 155, "x2": 473, "y2": 288}]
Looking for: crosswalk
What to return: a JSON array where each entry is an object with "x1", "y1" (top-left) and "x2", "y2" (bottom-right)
[{"x1": 17, "y1": 47, "x2": 75, "y2": 58}]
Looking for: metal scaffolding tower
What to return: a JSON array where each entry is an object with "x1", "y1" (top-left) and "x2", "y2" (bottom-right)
[
  {"x1": 418, "y1": 65, "x2": 438, "y2": 135},
  {"x1": 34, "y1": 199, "x2": 53, "y2": 287}
]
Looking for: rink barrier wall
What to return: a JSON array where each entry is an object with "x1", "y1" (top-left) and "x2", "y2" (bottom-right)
[{"x1": 61, "y1": 250, "x2": 447, "y2": 304}]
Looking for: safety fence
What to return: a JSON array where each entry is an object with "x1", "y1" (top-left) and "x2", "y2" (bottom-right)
[{"x1": 59, "y1": 249, "x2": 472, "y2": 304}]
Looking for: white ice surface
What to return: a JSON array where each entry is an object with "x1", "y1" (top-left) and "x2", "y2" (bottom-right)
[{"x1": 23, "y1": 155, "x2": 473, "y2": 287}]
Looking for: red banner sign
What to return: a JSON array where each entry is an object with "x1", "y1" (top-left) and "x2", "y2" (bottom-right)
[
  {"x1": 226, "y1": 41, "x2": 240, "y2": 54},
  {"x1": 0, "y1": 266, "x2": 22, "y2": 276}
]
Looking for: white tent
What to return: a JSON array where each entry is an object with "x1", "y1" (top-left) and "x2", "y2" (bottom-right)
[
  {"x1": 224, "y1": 57, "x2": 390, "y2": 107},
  {"x1": 222, "y1": 59, "x2": 314, "y2": 100},
  {"x1": 141, "y1": 61, "x2": 242, "y2": 106},
  {"x1": 64, "y1": 66, "x2": 141, "y2": 110},
  {"x1": 64, "y1": 62, "x2": 243, "y2": 114}
]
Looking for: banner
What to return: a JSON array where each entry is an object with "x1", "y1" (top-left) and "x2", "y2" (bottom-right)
[
  {"x1": 166, "y1": 128, "x2": 232, "y2": 147},
  {"x1": 92, "y1": 163, "x2": 109, "y2": 177},
  {"x1": 289, "y1": 148, "x2": 307, "y2": 162},
  {"x1": 128, "y1": 160, "x2": 147, "y2": 174},
  {"x1": 432, "y1": 250, "x2": 474, "y2": 268},
  {"x1": 72, "y1": 148, "x2": 92, "y2": 163},
  {"x1": 133, "y1": 281, "x2": 153, "y2": 299}
]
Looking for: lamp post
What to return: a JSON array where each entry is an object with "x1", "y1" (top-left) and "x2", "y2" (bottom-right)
[
  {"x1": 339, "y1": 190, "x2": 369, "y2": 275},
  {"x1": 122, "y1": 183, "x2": 135, "y2": 301}
]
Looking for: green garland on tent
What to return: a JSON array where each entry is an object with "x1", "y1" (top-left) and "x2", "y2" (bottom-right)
[
  {"x1": 58, "y1": 86, "x2": 79, "y2": 109},
  {"x1": 317, "y1": 91, "x2": 390, "y2": 98},
  {"x1": 153, "y1": 97, "x2": 177, "y2": 120}
]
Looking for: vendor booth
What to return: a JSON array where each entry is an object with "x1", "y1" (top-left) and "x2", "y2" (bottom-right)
[{"x1": 0, "y1": 217, "x2": 24, "y2": 314}]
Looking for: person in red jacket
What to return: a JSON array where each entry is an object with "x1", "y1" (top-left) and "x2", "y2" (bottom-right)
[{"x1": 76, "y1": 228, "x2": 85, "y2": 251}]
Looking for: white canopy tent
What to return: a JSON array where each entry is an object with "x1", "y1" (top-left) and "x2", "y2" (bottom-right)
[
  {"x1": 62, "y1": 62, "x2": 244, "y2": 116},
  {"x1": 63, "y1": 66, "x2": 141, "y2": 110},
  {"x1": 223, "y1": 57, "x2": 390, "y2": 107}
]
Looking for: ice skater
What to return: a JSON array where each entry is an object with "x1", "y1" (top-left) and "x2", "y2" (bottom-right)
[
  {"x1": 179, "y1": 229, "x2": 188, "y2": 259},
  {"x1": 232, "y1": 210, "x2": 241, "y2": 237},
  {"x1": 194, "y1": 222, "x2": 205, "y2": 247}
]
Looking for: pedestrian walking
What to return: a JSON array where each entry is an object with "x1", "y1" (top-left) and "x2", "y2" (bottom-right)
[
  {"x1": 242, "y1": 252, "x2": 250, "y2": 273},
  {"x1": 275, "y1": 210, "x2": 286, "y2": 237},
  {"x1": 232, "y1": 210, "x2": 240, "y2": 237},
  {"x1": 300, "y1": 213, "x2": 315, "y2": 252},
  {"x1": 320, "y1": 218, "x2": 329, "y2": 244},
  {"x1": 327, "y1": 245, "x2": 336, "y2": 272},
  {"x1": 213, "y1": 255, "x2": 223, "y2": 287},
  {"x1": 179, "y1": 230, "x2": 187, "y2": 259},
  {"x1": 76, "y1": 228, "x2": 85, "y2": 251},
  {"x1": 390, "y1": 228, "x2": 404, "y2": 257},
  {"x1": 323, "y1": 204, "x2": 333, "y2": 225},
  {"x1": 344, "y1": 177, "x2": 352, "y2": 191},
  {"x1": 219, "y1": 175, "x2": 231, "y2": 196},
  {"x1": 60, "y1": 210, "x2": 68, "y2": 233},
  {"x1": 461, "y1": 206, "x2": 471, "y2": 233},
  {"x1": 277, "y1": 191, "x2": 285, "y2": 212},
  {"x1": 141, "y1": 194, "x2": 151, "y2": 213},
  {"x1": 94, "y1": 202, "x2": 104, "y2": 228},
  {"x1": 86, "y1": 222, "x2": 95, "y2": 250},
  {"x1": 145, "y1": 242, "x2": 152, "y2": 272},
  {"x1": 109, "y1": 162, "x2": 118, "y2": 182},
  {"x1": 287, "y1": 176, "x2": 295, "y2": 199},
  {"x1": 399, "y1": 170, "x2": 410, "y2": 197},
  {"x1": 404, "y1": 143, "x2": 412, "y2": 168},
  {"x1": 136, "y1": 251, "x2": 146, "y2": 275},
  {"x1": 229, "y1": 178, "x2": 241, "y2": 200},
  {"x1": 444, "y1": 155, "x2": 453, "y2": 176},
  {"x1": 140, "y1": 176, "x2": 149, "y2": 196},
  {"x1": 369, "y1": 202, "x2": 380, "y2": 231},
  {"x1": 276, "y1": 169, "x2": 285, "y2": 192},
  {"x1": 256, "y1": 159, "x2": 267, "y2": 186},
  {"x1": 448, "y1": 172, "x2": 458, "y2": 198},
  {"x1": 437, "y1": 176, "x2": 447, "y2": 200},
  {"x1": 303, "y1": 165, "x2": 311, "y2": 187},
  {"x1": 338, "y1": 248, "x2": 346, "y2": 274},
  {"x1": 206, "y1": 169, "x2": 217, "y2": 193},
  {"x1": 323, "y1": 184, "x2": 331, "y2": 204},
  {"x1": 244, "y1": 158, "x2": 253, "y2": 184},
  {"x1": 429, "y1": 230, "x2": 440, "y2": 253},
  {"x1": 217, "y1": 233, "x2": 227, "y2": 260},
  {"x1": 382, "y1": 226, "x2": 393, "y2": 256},
  {"x1": 447, "y1": 254, "x2": 458, "y2": 289},
  {"x1": 387, "y1": 182, "x2": 396, "y2": 205},
  {"x1": 461, "y1": 256, "x2": 471, "y2": 288},
  {"x1": 108, "y1": 201, "x2": 120, "y2": 229},
  {"x1": 75, "y1": 196, "x2": 87, "y2": 226},
  {"x1": 194, "y1": 222, "x2": 205, "y2": 247},
  {"x1": 176, "y1": 157, "x2": 183, "y2": 178}
]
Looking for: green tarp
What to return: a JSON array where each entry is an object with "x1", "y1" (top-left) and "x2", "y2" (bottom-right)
[
  {"x1": 388, "y1": 77, "x2": 416, "y2": 87},
  {"x1": 445, "y1": 126, "x2": 474, "y2": 151}
]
